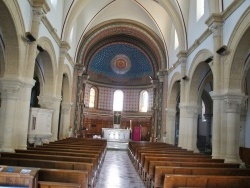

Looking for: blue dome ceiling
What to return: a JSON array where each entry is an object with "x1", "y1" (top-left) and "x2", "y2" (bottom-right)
[{"x1": 88, "y1": 43, "x2": 153, "y2": 85}]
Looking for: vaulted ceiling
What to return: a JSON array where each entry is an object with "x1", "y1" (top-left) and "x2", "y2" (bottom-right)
[{"x1": 61, "y1": 0, "x2": 189, "y2": 86}]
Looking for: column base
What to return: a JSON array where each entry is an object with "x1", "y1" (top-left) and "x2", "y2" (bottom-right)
[
  {"x1": 224, "y1": 156, "x2": 241, "y2": 164},
  {"x1": 0, "y1": 147, "x2": 15, "y2": 152}
]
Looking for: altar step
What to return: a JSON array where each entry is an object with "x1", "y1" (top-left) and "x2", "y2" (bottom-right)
[{"x1": 107, "y1": 139, "x2": 130, "y2": 150}]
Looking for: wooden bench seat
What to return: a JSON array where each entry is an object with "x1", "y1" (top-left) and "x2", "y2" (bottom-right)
[
  {"x1": 38, "y1": 169, "x2": 88, "y2": 188},
  {"x1": 151, "y1": 166, "x2": 250, "y2": 188},
  {"x1": 147, "y1": 161, "x2": 240, "y2": 187},
  {"x1": 0, "y1": 153, "x2": 98, "y2": 172},
  {"x1": 38, "y1": 181, "x2": 80, "y2": 188},
  {"x1": 142, "y1": 156, "x2": 225, "y2": 180},
  {"x1": 0, "y1": 158, "x2": 94, "y2": 188},
  {"x1": 138, "y1": 153, "x2": 210, "y2": 174},
  {"x1": 0, "y1": 166, "x2": 39, "y2": 188},
  {"x1": 163, "y1": 175, "x2": 250, "y2": 188}
]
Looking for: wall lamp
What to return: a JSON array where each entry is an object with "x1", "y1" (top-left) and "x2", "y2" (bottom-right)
[
  {"x1": 204, "y1": 56, "x2": 213, "y2": 64},
  {"x1": 216, "y1": 45, "x2": 228, "y2": 55},
  {"x1": 25, "y1": 32, "x2": 36, "y2": 42},
  {"x1": 37, "y1": 45, "x2": 44, "y2": 52},
  {"x1": 182, "y1": 75, "x2": 188, "y2": 80}
]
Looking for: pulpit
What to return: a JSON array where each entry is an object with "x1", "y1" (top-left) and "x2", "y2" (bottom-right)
[{"x1": 28, "y1": 108, "x2": 53, "y2": 145}]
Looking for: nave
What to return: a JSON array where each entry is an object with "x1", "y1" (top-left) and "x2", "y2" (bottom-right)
[{"x1": 96, "y1": 150, "x2": 145, "y2": 188}]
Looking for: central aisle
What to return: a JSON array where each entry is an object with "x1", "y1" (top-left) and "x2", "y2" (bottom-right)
[{"x1": 96, "y1": 150, "x2": 145, "y2": 188}]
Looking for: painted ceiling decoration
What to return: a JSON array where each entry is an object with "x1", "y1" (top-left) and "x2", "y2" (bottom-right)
[
  {"x1": 76, "y1": 20, "x2": 167, "y2": 87},
  {"x1": 88, "y1": 43, "x2": 153, "y2": 86}
]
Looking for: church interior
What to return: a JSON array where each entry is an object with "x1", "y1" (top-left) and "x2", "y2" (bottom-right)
[{"x1": 0, "y1": 0, "x2": 250, "y2": 187}]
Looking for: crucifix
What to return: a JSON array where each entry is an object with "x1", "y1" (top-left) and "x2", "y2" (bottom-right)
[{"x1": 114, "y1": 111, "x2": 121, "y2": 124}]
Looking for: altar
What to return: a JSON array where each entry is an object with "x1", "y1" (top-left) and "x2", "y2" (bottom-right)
[{"x1": 102, "y1": 128, "x2": 130, "y2": 141}]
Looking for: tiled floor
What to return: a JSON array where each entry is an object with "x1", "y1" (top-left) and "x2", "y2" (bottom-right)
[{"x1": 96, "y1": 149, "x2": 145, "y2": 188}]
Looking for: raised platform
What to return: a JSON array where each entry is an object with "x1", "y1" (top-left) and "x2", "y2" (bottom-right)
[{"x1": 107, "y1": 139, "x2": 130, "y2": 150}]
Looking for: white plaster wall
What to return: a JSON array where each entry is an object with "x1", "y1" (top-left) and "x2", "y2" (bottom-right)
[
  {"x1": 223, "y1": 0, "x2": 235, "y2": 10},
  {"x1": 186, "y1": 35, "x2": 213, "y2": 75},
  {"x1": 168, "y1": 26, "x2": 179, "y2": 68},
  {"x1": 168, "y1": 64, "x2": 181, "y2": 86},
  {"x1": 62, "y1": 0, "x2": 74, "y2": 24},
  {"x1": 223, "y1": 0, "x2": 250, "y2": 45},
  {"x1": 186, "y1": 0, "x2": 210, "y2": 49},
  {"x1": 46, "y1": 0, "x2": 64, "y2": 38},
  {"x1": 18, "y1": 0, "x2": 32, "y2": 32},
  {"x1": 68, "y1": 24, "x2": 78, "y2": 59}
]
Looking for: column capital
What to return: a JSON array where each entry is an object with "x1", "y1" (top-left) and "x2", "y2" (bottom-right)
[
  {"x1": 29, "y1": 0, "x2": 50, "y2": 14},
  {"x1": 0, "y1": 78, "x2": 24, "y2": 100},
  {"x1": 209, "y1": 22, "x2": 223, "y2": 37},
  {"x1": 205, "y1": 13, "x2": 223, "y2": 27},
  {"x1": 38, "y1": 95, "x2": 62, "y2": 109},
  {"x1": 32, "y1": 7, "x2": 45, "y2": 23},
  {"x1": 223, "y1": 92, "x2": 245, "y2": 113}
]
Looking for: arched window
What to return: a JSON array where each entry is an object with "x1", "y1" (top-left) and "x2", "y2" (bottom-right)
[
  {"x1": 89, "y1": 87, "x2": 98, "y2": 108},
  {"x1": 139, "y1": 90, "x2": 148, "y2": 112},
  {"x1": 50, "y1": 0, "x2": 57, "y2": 9},
  {"x1": 113, "y1": 90, "x2": 124, "y2": 111},
  {"x1": 196, "y1": 0, "x2": 204, "y2": 21}
]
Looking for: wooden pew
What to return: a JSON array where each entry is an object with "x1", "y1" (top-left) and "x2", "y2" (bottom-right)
[
  {"x1": 138, "y1": 153, "x2": 210, "y2": 174},
  {"x1": 152, "y1": 166, "x2": 250, "y2": 188},
  {"x1": 142, "y1": 156, "x2": 224, "y2": 181},
  {"x1": 146, "y1": 161, "x2": 240, "y2": 187},
  {"x1": 0, "y1": 153, "x2": 98, "y2": 173},
  {"x1": 0, "y1": 158, "x2": 94, "y2": 188},
  {"x1": 163, "y1": 174, "x2": 250, "y2": 188},
  {"x1": 0, "y1": 166, "x2": 39, "y2": 188},
  {"x1": 38, "y1": 169, "x2": 88, "y2": 188},
  {"x1": 38, "y1": 181, "x2": 80, "y2": 188}
]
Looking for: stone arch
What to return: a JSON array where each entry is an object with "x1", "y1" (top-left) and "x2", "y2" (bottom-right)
[
  {"x1": 77, "y1": 20, "x2": 166, "y2": 73},
  {"x1": 226, "y1": 6, "x2": 250, "y2": 92},
  {"x1": 187, "y1": 49, "x2": 213, "y2": 104},
  {"x1": 36, "y1": 37, "x2": 57, "y2": 96},
  {"x1": 0, "y1": 0, "x2": 25, "y2": 78},
  {"x1": 62, "y1": 64, "x2": 72, "y2": 104},
  {"x1": 167, "y1": 72, "x2": 181, "y2": 109}
]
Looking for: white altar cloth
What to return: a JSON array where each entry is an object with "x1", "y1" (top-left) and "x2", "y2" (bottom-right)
[{"x1": 102, "y1": 128, "x2": 130, "y2": 140}]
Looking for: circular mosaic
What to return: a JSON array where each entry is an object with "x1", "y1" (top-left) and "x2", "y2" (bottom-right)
[{"x1": 111, "y1": 54, "x2": 131, "y2": 74}]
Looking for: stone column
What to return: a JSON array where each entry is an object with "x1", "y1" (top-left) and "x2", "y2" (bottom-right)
[
  {"x1": 38, "y1": 95, "x2": 61, "y2": 142},
  {"x1": 79, "y1": 73, "x2": 88, "y2": 129},
  {"x1": 239, "y1": 98, "x2": 247, "y2": 147},
  {"x1": 26, "y1": 1, "x2": 50, "y2": 78},
  {"x1": 224, "y1": 93, "x2": 244, "y2": 163},
  {"x1": 0, "y1": 79, "x2": 21, "y2": 151},
  {"x1": 204, "y1": 114, "x2": 213, "y2": 146},
  {"x1": 177, "y1": 51, "x2": 187, "y2": 148},
  {"x1": 59, "y1": 102, "x2": 72, "y2": 139},
  {"x1": 157, "y1": 71, "x2": 164, "y2": 140},
  {"x1": 185, "y1": 104, "x2": 200, "y2": 152},
  {"x1": 72, "y1": 64, "x2": 85, "y2": 133},
  {"x1": 206, "y1": 14, "x2": 223, "y2": 159},
  {"x1": 151, "y1": 79, "x2": 159, "y2": 141},
  {"x1": 165, "y1": 108, "x2": 176, "y2": 145}
]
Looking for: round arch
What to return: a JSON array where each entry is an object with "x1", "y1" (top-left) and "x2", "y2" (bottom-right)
[
  {"x1": 0, "y1": 0, "x2": 25, "y2": 78},
  {"x1": 186, "y1": 49, "x2": 213, "y2": 104},
  {"x1": 167, "y1": 72, "x2": 181, "y2": 109},
  {"x1": 62, "y1": 64, "x2": 72, "y2": 104},
  {"x1": 226, "y1": 7, "x2": 250, "y2": 92},
  {"x1": 36, "y1": 37, "x2": 57, "y2": 96}
]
